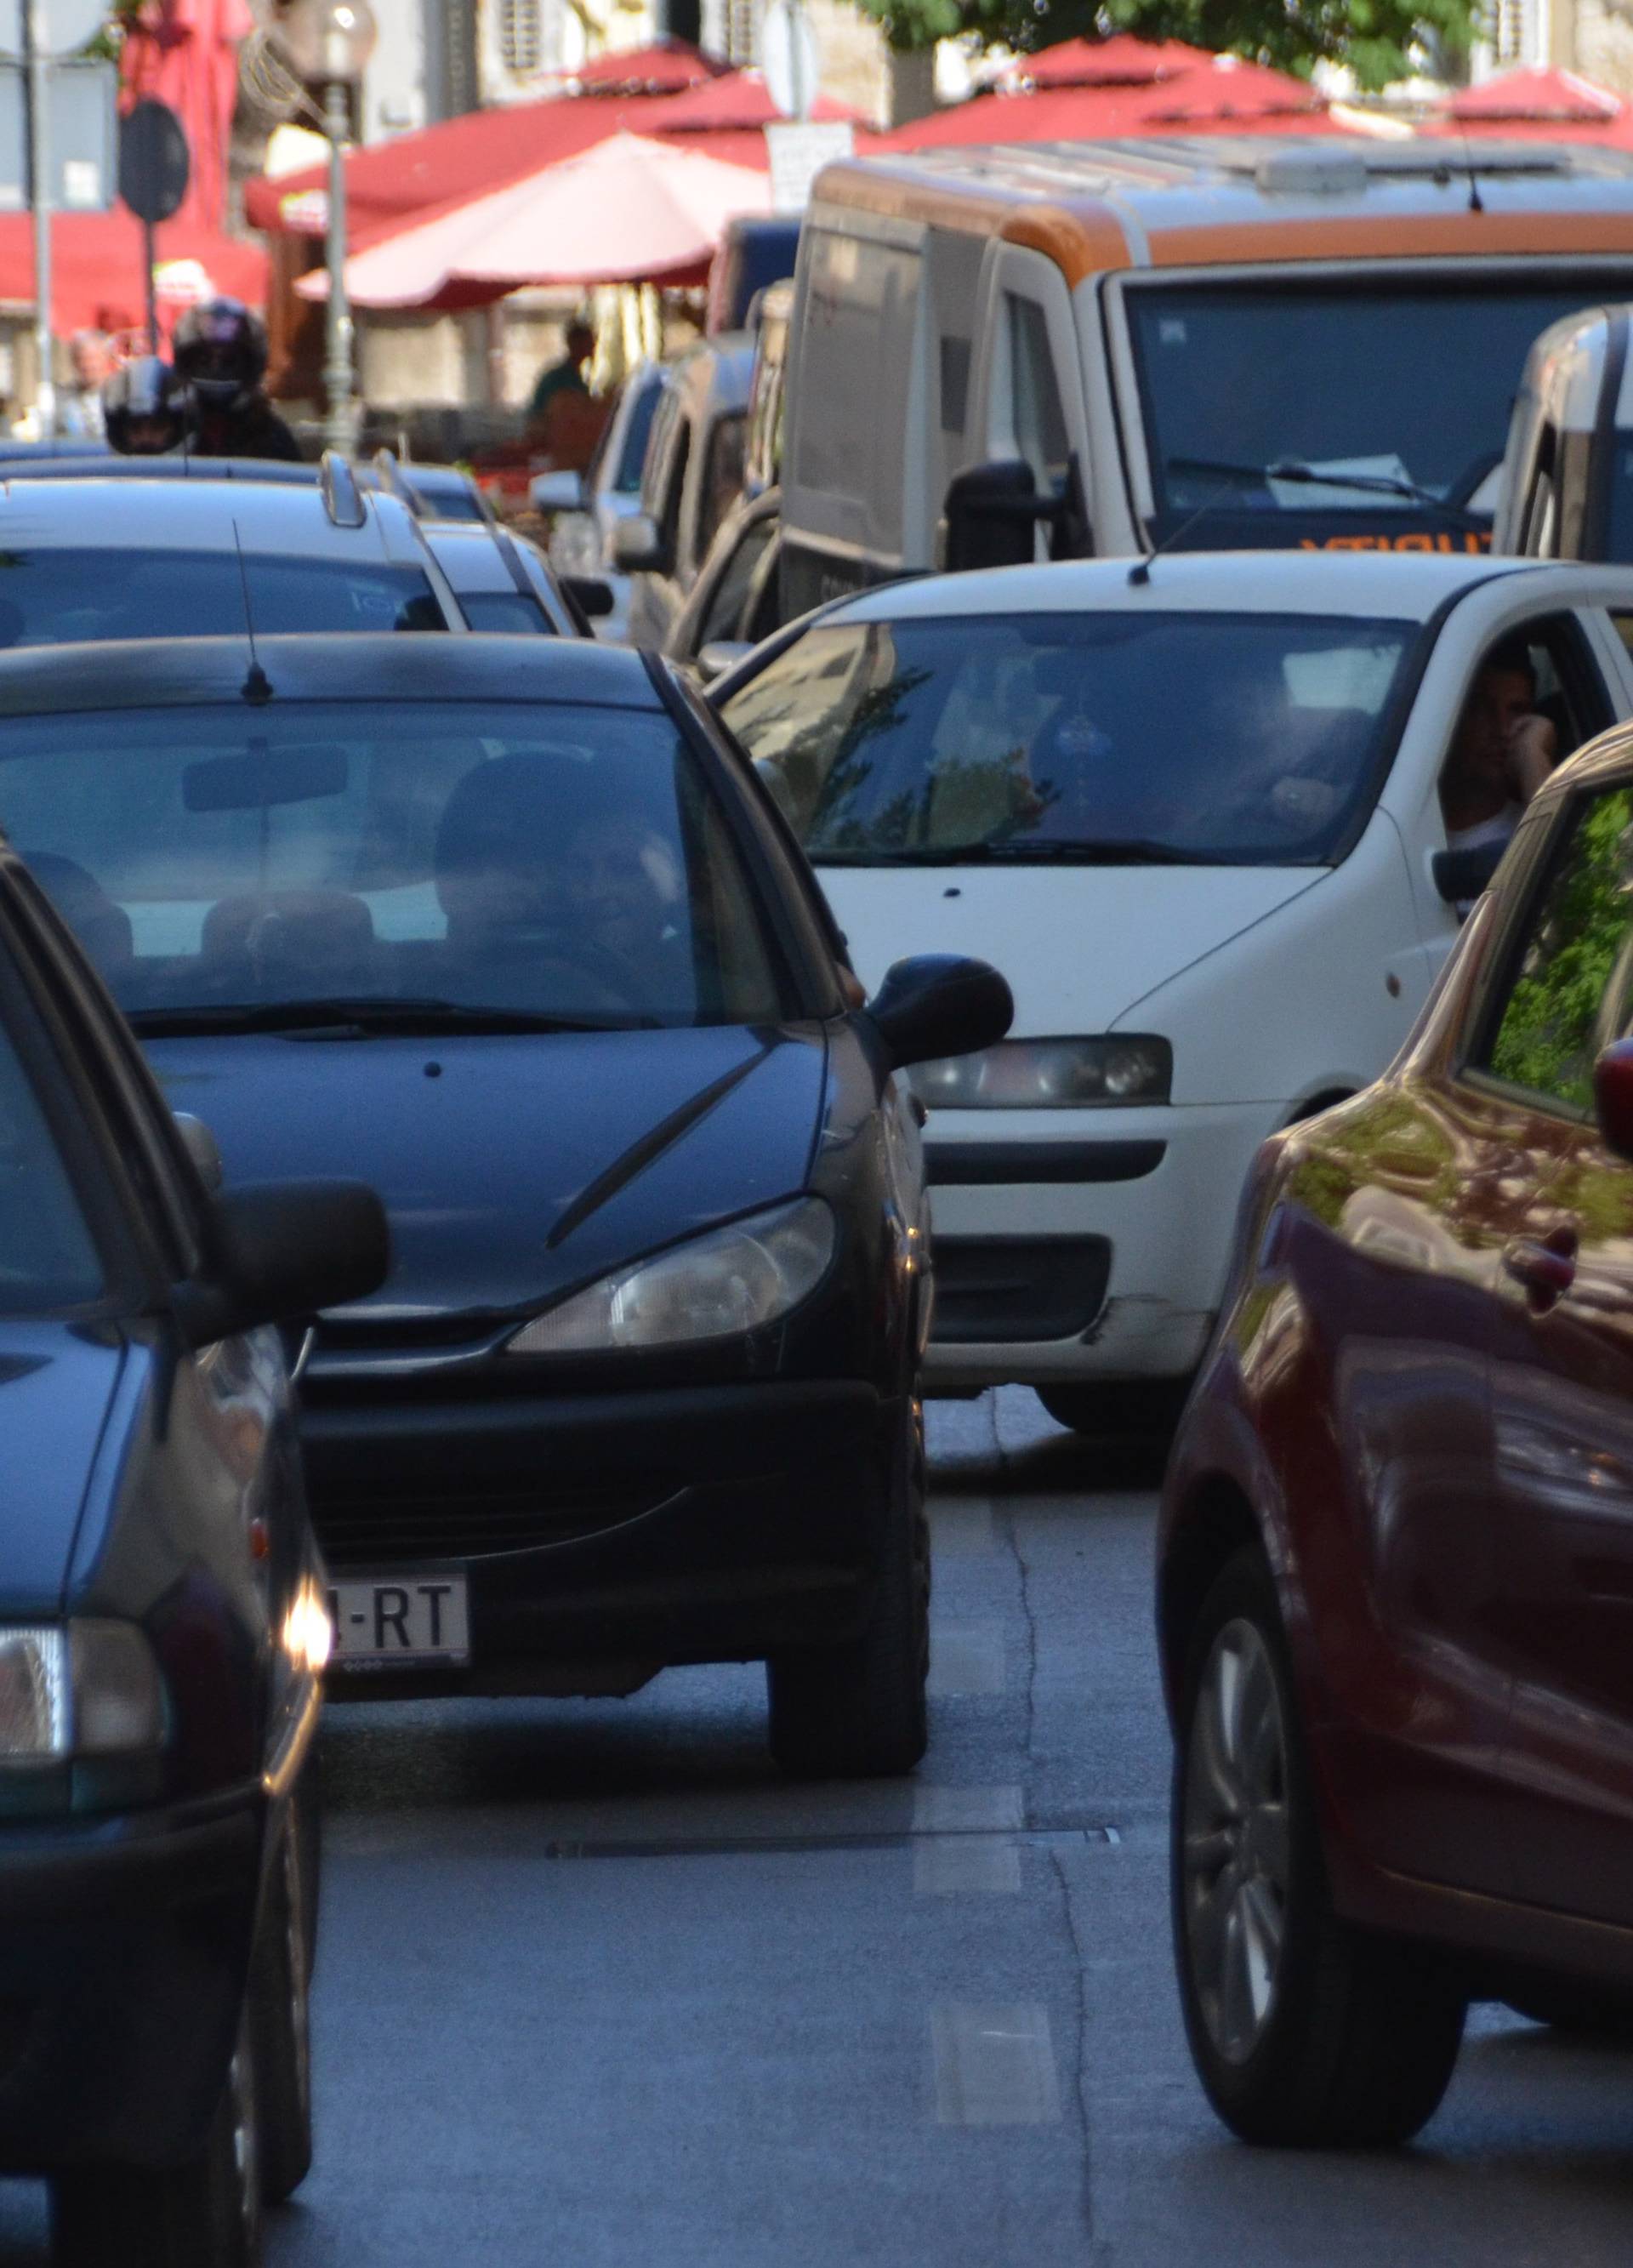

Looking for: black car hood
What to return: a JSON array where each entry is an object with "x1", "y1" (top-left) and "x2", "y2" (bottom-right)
[
  {"x1": 150, "y1": 1025, "x2": 828, "y2": 1325},
  {"x1": 0, "y1": 1322, "x2": 125, "y2": 1612}
]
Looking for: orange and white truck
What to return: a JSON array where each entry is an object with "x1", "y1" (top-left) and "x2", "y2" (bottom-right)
[{"x1": 778, "y1": 135, "x2": 1633, "y2": 610}]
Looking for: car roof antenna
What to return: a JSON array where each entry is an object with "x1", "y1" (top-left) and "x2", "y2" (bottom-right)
[
  {"x1": 1459, "y1": 127, "x2": 1485, "y2": 214},
  {"x1": 1128, "y1": 476, "x2": 1238, "y2": 586},
  {"x1": 231, "y1": 518, "x2": 273, "y2": 704}
]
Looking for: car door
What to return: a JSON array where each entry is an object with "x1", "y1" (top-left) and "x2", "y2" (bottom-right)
[{"x1": 1459, "y1": 766, "x2": 1633, "y2": 1922}]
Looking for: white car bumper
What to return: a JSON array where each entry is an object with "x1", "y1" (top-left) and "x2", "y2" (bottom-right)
[{"x1": 919, "y1": 1098, "x2": 1278, "y2": 1391}]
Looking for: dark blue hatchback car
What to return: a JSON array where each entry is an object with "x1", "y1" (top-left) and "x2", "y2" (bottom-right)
[
  {"x1": 0, "y1": 836, "x2": 385, "y2": 2263},
  {"x1": 6, "y1": 633, "x2": 1010, "y2": 1779}
]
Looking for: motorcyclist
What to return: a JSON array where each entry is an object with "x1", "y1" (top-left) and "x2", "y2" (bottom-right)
[
  {"x1": 172, "y1": 299, "x2": 302, "y2": 463},
  {"x1": 102, "y1": 356, "x2": 190, "y2": 456}
]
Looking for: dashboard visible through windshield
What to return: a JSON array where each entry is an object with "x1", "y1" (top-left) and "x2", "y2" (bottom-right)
[{"x1": 1126, "y1": 275, "x2": 1633, "y2": 548}]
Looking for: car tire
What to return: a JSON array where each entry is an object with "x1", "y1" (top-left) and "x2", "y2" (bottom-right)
[
  {"x1": 1037, "y1": 1378, "x2": 1192, "y2": 1439},
  {"x1": 53, "y1": 2003, "x2": 261, "y2": 2268},
  {"x1": 1172, "y1": 1547, "x2": 1466, "y2": 2147},
  {"x1": 252, "y1": 1787, "x2": 316, "y2": 2206},
  {"x1": 765, "y1": 1397, "x2": 930, "y2": 1781}
]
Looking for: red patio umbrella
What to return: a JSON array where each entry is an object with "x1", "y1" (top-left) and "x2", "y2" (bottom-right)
[
  {"x1": 566, "y1": 37, "x2": 727, "y2": 94},
  {"x1": 295, "y1": 130, "x2": 770, "y2": 310},
  {"x1": 997, "y1": 35, "x2": 1215, "y2": 88},
  {"x1": 651, "y1": 67, "x2": 860, "y2": 131},
  {"x1": 885, "y1": 54, "x2": 1341, "y2": 151},
  {"x1": 1446, "y1": 65, "x2": 1622, "y2": 121}
]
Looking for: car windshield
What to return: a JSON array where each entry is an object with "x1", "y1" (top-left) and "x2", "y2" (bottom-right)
[
  {"x1": 1129, "y1": 279, "x2": 1633, "y2": 539},
  {"x1": 0, "y1": 550, "x2": 445, "y2": 646},
  {"x1": 0, "y1": 701, "x2": 792, "y2": 1029},
  {"x1": 0, "y1": 1006, "x2": 102, "y2": 1312},
  {"x1": 721, "y1": 612, "x2": 1417, "y2": 866}
]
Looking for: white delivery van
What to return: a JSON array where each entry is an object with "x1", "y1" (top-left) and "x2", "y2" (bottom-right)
[{"x1": 780, "y1": 136, "x2": 1633, "y2": 612}]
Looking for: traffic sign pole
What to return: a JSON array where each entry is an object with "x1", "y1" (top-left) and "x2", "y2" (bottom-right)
[{"x1": 26, "y1": 0, "x2": 51, "y2": 437}]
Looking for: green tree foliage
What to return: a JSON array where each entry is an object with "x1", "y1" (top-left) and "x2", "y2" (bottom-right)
[
  {"x1": 862, "y1": 0, "x2": 1476, "y2": 92},
  {"x1": 1490, "y1": 788, "x2": 1633, "y2": 1112}
]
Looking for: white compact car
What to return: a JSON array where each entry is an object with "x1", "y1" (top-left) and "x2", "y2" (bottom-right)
[{"x1": 718, "y1": 550, "x2": 1633, "y2": 1428}]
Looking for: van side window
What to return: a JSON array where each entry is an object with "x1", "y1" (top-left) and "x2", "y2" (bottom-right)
[
  {"x1": 1006, "y1": 296, "x2": 1071, "y2": 498},
  {"x1": 1519, "y1": 425, "x2": 1560, "y2": 557}
]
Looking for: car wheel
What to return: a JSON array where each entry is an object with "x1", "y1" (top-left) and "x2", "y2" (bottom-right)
[
  {"x1": 53, "y1": 2003, "x2": 261, "y2": 2267},
  {"x1": 1172, "y1": 1548, "x2": 1466, "y2": 2147},
  {"x1": 253, "y1": 1788, "x2": 316, "y2": 2205},
  {"x1": 765, "y1": 1396, "x2": 930, "y2": 1780},
  {"x1": 1037, "y1": 1378, "x2": 1192, "y2": 1439}
]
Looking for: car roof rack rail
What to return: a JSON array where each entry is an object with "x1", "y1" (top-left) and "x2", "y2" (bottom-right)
[
  {"x1": 371, "y1": 447, "x2": 430, "y2": 520},
  {"x1": 319, "y1": 448, "x2": 367, "y2": 529}
]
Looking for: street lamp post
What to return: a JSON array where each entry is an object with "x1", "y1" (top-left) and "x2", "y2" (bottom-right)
[{"x1": 273, "y1": 0, "x2": 378, "y2": 454}]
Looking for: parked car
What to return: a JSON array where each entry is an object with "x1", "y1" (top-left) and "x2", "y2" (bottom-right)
[
  {"x1": 666, "y1": 483, "x2": 784, "y2": 675},
  {"x1": 0, "y1": 457, "x2": 462, "y2": 642},
  {"x1": 1160, "y1": 713, "x2": 1633, "y2": 2144},
  {"x1": 0, "y1": 832, "x2": 386, "y2": 2261},
  {"x1": 704, "y1": 214, "x2": 799, "y2": 336},
  {"x1": 616, "y1": 336, "x2": 754, "y2": 650},
  {"x1": 9, "y1": 631, "x2": 1012, "y2": 1778},
  {"x1": 715, "y1": 550, "x2": 1633, "y2": 1425},
  {"x1": 536, "y1": 362, "x2": 666, "y2": 641},
  {"x1": 1494, "y1": 302, "x2": 1633, "y2": 561}
]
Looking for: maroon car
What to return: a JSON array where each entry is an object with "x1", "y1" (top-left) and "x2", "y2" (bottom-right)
[{"x1": 1159, "y1": 727, "x2": 1633, "y2": 2147}]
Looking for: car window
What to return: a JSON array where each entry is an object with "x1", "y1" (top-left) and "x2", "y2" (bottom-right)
[
  {"x1": 615, "y1": 376, "x2": 662, "y2": 494},
  {"x1": 0, "y1": 977, "x2": 104, "y2": 1311},
  {"x1": 458, "y1": 591, "x2": 554, "y2": 634},
  {"x1": 0, "y1": 701, "x2": 794, "y2": 1031},
  {"x1": 722, "y1": 611, "x2": 1417, "y2": 866},
  {"x1": 0, "y1": 549, "x2": 446, "y2": 645},
  {"x1": 1479, "y1": 783, "x2": 1633, "y2": 1114},
  {"x1": 701, "y1": 519, "x2": 777, "y2": 647},
  {"x1": 696, "y1": 413, "x2": 748, "y2": 563}
]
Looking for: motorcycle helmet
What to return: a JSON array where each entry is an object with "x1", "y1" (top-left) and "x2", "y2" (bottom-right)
[
  {"x1": 173, "y1": 297, "x2": 268, "y2": 411},
  {"x1": 103, "y1": 356, "x2": 190, "y2": 454}
]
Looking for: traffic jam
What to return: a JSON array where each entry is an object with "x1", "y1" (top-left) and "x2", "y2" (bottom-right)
[{"x1": 13, "y1": 111, "x2": 1633, "y2": 2268}]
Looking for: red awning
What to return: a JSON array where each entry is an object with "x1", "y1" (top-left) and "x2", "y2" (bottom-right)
[
  {"x1": 885, "y1": 62, "x2": 1343, "y2": 151},
  {"x1": 1446, "y1": 65, "x2": 1622, "y2": 121},
  {"x1": 0, "y1": 208, "x2": 266, "y2": 333},
  {"x1": 565, "y1": 37, "x2": 726, "y2": 94},
  {"x1": 997, "y1": 35, "x2": 1216, "y2": 88},
  {"x1": 649, "y1": 69, "x2": 860, "y2": 131}
]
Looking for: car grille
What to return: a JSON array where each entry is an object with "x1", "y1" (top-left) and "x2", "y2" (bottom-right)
[{"x1": 314, "y1": 1482, "x2": 674, "y2": 1567}]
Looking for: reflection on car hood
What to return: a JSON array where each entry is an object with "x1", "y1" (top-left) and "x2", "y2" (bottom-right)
[
  {"x1": 0, "y1": 1323, "x2": 124, "y2": 1611},
  {"x1": 149, "y1": 1025, "x2": 826, "y2": 1325},
  {"x1": 820, "y1": 865, "x2": 1325, "y2": 1033}
]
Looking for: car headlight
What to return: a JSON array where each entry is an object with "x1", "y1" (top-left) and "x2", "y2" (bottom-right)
[
  {"x1": 908, "y1": 1036, "x2": 1172, "y2": 1109},
  {"x1": 505, "y1": 1198, "x2": 836, "y2": 1355},
  {"x1": 0, "y1": 1620, "x2": 167, "y2": 1770}
]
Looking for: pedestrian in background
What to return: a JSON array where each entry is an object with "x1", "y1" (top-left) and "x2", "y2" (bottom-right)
[{"x1": 60, "y1": 330, "x2": 115, "y2": 437}]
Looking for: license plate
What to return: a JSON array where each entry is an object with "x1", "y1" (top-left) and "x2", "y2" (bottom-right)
[{"x1": 326, "y1": 1573, "x2": 469, "y2": 1668}]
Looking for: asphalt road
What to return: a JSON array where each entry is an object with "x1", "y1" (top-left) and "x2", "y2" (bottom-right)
[{"x1": 7, "y1": 1388, "x2": 1633, "y2": 2265}]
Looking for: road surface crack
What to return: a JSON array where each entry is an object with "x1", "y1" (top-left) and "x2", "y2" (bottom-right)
[
  {"x1": 1049, "y1": 1846, "x2": 1099, "y2": 2259},
  {"x1": 1006, "y1": 1507, "x2": 1040, "y2": 1815}
]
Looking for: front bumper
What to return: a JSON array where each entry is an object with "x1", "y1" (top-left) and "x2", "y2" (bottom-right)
[
  {"x1": 299, "y1": 1375, "x2": 896, "y2": 1696},
  {"x1": 922, "y1": 1099, "x2": 1278, "y2": 1390},
  {"x1": 0, "y1": 1786, "x2": 264, "y2": 2173}
]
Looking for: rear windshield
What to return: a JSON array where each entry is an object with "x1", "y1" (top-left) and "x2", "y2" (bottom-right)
[
  {"x1": 1129, "y1": 278, "x2": 1633, "y2": 544},
  {"x1": 0, "y1": 700, "x2": 793, "y2": 1030},
  {"x1": 458, "y1": 591, "x2": 554, "y2": 634},
  {"x1": 0, "y1": 1007, "x2": 102, "y2": 1312},
  {"x1": 722, "y1": 612, "x2": 1417, "y2": 866},
  {"x1": 0, "y1": 549, "x2": 445, "y2": 646}
]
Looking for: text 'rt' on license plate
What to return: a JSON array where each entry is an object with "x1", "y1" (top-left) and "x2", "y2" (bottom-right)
[{"x1": 327, "y1": 1575, "x2": 469, "y2": 1667}]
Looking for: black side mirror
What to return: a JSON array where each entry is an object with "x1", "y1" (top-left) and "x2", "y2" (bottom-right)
[
  {"x1": 563, "y1": 574, "x2": 614, "y2": 619},
  {"x1": 942, "y1": 459, "x2": 1050, "y2": 573},
  {"x1": 1432, "y1": 841, "x2": 1507, "y2": 907},
  {"x1": 174, "y1": 1179, "x2": 390, "y2": 1350},
  {"x1": 864, "y1": 954, "x2": 1014, "y2": 1071}
]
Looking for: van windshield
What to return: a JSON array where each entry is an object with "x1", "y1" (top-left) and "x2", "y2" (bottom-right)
[
  {"x1": 1129, "y1": 279, "x2": 1633, "y2": 544},
  {"x1": 721, "y1": 613, "x2": 1417, "y2": 866},
  {"x1": 0, "y1": 1011, "x2": 102, "y2": 1314}
]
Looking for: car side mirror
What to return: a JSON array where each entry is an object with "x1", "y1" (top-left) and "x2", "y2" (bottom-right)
[
  {"x1": 1432, "y1": 840, "x2": 1506, "y2": 907},
  {"x1": 942, "y1": 459, "x2": 1047, "y2": 573},
  {"x1": 864, "y1": 954, "x2": 1014, "y2": 1072},
  {"x1": 697, "y1": 638, "x2": 753, "y2": 681},
  {"x1": 563, "y1": 574, "x2": 614, "y2": 619},
  {"x1": 174, "y1": 1179, "x2": 390, "y2": 1350},
  {"x1": 173, "y1": 1111, "x2": 224, "y2": 1195},
  {"x1": 613, "y1": 513, "x2": 670, "y2": 574},
  {"x1": 530, "y1": 470, "x2": 583, "y2": 513},
  {"x1": 1596, "y1": 1040, "x2": 1633, "y2": 1161}
]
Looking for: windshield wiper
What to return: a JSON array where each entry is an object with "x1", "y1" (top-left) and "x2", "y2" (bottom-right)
[
  {"x1": 815, "y1": 839, "x2": 1220, "y2": 867},
  {"x1": 1164, "y1": 455, "x2": 1484, "y2": 530},
  {"x1": 128, "y1": 997, "x2": 653, "y2": 1038}
]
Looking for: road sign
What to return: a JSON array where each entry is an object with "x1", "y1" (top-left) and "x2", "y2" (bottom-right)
[
  {"x1": 0, "y1": 55, "x2": 113, "y2": 208},
  {"x1": 761, "y1": 0, "x2": 820, "y2": 121},
  {"x1": 119, "y1": 98, "x2": 189, "y2": 224},
  {"x1": 765, "y1": 118, "x2": 851, "y2": 212},
  {"x1": 0, "y1": 0, "x2": 110, "y2": 63}
]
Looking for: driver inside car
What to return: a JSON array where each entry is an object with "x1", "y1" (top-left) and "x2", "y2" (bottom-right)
[{"x1": 1440, "y1": 639, "x2": 1558, "y2": 857}]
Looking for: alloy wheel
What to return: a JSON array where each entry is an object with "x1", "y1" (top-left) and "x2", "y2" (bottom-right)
[{"x1": 1181, "y1": 1616, "x2": 1291, "y2": 2066}]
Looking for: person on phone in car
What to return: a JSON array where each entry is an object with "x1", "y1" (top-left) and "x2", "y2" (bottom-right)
[{"x1": 1440, "y1": 641, "x2": 1557, "y2": 858}]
